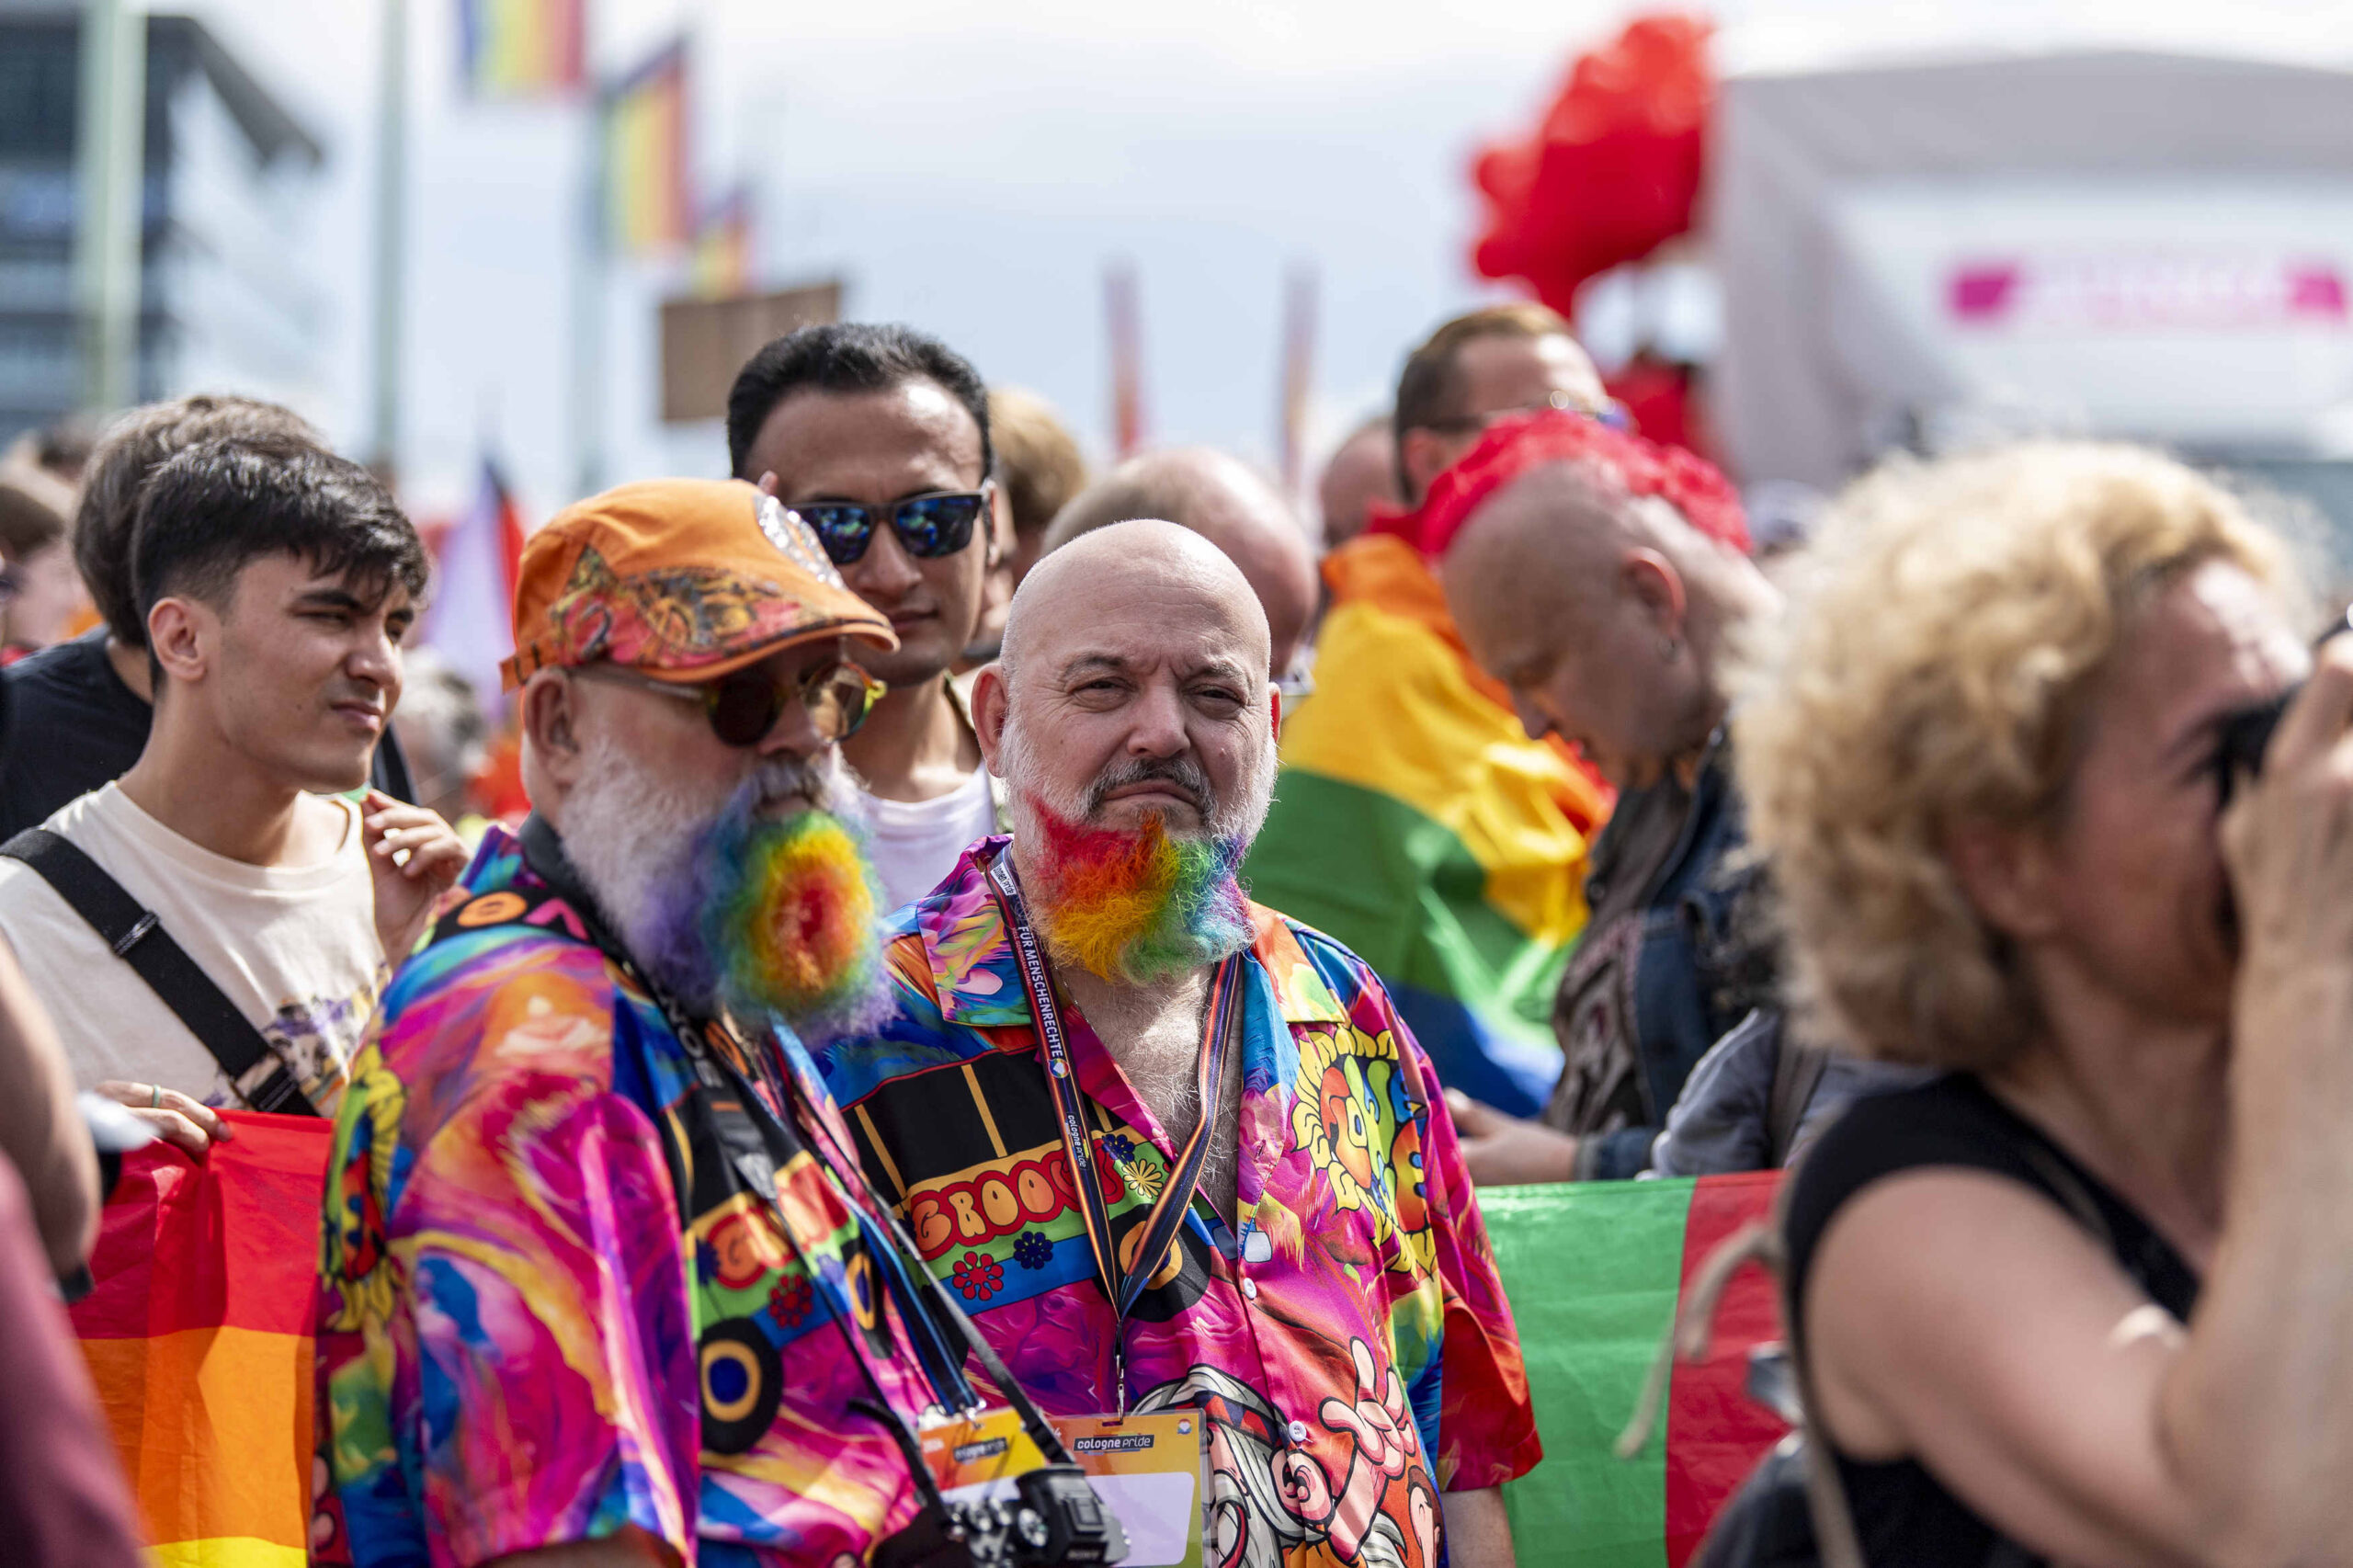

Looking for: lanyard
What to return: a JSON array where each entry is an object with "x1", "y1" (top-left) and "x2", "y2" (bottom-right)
[{"x1": 983, "y1": 848, "x2": 1245, "y2": 1415}]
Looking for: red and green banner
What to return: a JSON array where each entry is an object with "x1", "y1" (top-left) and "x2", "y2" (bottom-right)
[
  {"x1": 71, "y1": 1112, "x2": 334, "y2": 1568},
  {"x1": 1491, "y1": 1172, "x2": 1788, "y2": 1568}
]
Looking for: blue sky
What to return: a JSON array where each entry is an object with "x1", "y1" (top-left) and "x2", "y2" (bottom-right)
[{"x1": 186, "y1": 0, "x2": 2353, "y2": 525}]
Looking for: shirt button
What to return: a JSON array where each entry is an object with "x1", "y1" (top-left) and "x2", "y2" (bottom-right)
[
  {"x1": 1241, "y1": 1278, "x2": 1259, "y2": 1301},
  {"x1": 1287, "y1": 1419, "x2": 1310, "y2": 1444}
]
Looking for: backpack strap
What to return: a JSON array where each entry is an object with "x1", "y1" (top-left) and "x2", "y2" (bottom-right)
[
  {"x1": 0, "y1": 829, "x2": 316, "y2": 1116},
  {"x1": 1766, "y1": 1026, "x2": 1832, "y2": 1168}
]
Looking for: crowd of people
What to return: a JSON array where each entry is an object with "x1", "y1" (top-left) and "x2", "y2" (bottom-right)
[{"x1": 0, "y1": 299, "x2": 2349, "y2": 1568}]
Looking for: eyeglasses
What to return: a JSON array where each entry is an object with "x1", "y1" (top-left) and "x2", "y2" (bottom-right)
[
  {"x1": 0, "y1": 570, "x2": 18, "y2": 607},
  {"x1": 792, "y1": 483, "x2": 993, "y2": 566},
  {"x1": 1422, "y1": 389, "x2": 1632, "y2": 434},
  {"x1": 576, "y1": 657, "x2": 887, "y2": 747}
]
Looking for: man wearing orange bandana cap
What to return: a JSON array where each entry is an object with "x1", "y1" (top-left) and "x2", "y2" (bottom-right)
[{"x1": 314, "y1": 480, "x2": 987, "y2": 1566}]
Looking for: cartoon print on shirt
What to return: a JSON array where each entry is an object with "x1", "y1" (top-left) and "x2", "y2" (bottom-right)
[{"x1": 1133, "y1": 1340, "x2": 1434, "y2": 1568}]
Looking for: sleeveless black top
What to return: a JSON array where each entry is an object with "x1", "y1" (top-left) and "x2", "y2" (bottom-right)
[{"x1": 1782, "y1": 1074, "x2": 2201, "y2": 1568}]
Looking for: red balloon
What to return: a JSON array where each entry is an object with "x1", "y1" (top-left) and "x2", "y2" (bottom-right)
[{"x1": 1468, "y1": 13, "x2": 1714, "y2": 315}]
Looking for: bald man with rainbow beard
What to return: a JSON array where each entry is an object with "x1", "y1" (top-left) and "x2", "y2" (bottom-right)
[{"x1": 822, "y1": 520, "x2": 1537, "y2": 1568}]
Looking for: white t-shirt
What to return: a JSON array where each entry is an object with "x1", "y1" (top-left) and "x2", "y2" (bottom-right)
[
  {"x1": 858, "y1": 765, "x2": 1000, "y2": 915},
  {"x1": 0, "y1": 783, "x2": 383, "y2": 1113}
]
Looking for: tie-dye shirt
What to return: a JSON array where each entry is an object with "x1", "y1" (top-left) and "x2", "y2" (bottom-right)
[
  {"x1": 822, "y1": 836, "x2": 1540, "y2": 1568},
  {"x1": 314, "y1": 824, "x2": 943, "y2": 1568}
]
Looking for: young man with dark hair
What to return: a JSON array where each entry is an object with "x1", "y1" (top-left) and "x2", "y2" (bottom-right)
[
  {"x1": 0, "y1": 394, "x2": 415, "y2": 838},
  {"x1": 0, "y1": 437, "x2": 463, "y2": 1150},
  {"x1": 726, "y1": 322, "x2": 1008, "y2": 912}
]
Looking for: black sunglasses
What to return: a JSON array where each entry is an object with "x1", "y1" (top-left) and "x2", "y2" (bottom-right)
[
  {"x1": 579, "y1": 657, "x2": 887, "y2": 748},
  {"x1": 793, "y1": 484, "x2": 992, "y2": 566}
]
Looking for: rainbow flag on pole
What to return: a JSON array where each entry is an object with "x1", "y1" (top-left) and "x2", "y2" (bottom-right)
[
  {"x1": 604, "y1": 40, "x2": 692, "y2": 255},
  {"x1": 71, "y1": 1113, "x2": 335, "y2": 1568},
  {"x1": 457, "y1": 0, "x2": 585, "y2": 99},
  {"x1": 1244, "y1": 531, "x2": 1610, "y2": 1115},
  {"x1": 1492, "y1": 1173, "x2": 1788, "y2": 1567},
  {"x1": 691, "y1": 185, "x2": 754, "y2": 298}
]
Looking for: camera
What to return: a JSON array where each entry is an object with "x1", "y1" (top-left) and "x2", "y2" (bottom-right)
[
  {"x1": 2211, "y1": 608, "x2": 2353, "y2": 806},
  {"x1": 873, "y1": 1462, "x2": 1130, "y2": 1568}
]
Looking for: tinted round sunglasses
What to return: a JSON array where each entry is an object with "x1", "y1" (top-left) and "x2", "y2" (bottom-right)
[
  {"x1": 791, "y1": 481, "x2": 994, "y2": 566},
  {"x1": 577, "y1": 657, "x2": 886, "y2": 747}
]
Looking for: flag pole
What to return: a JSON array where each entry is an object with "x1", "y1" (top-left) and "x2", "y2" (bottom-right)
[
  {"x1": 72, "y1": 0, "x2": 145, "y2": 416},
  {"x1": 1277, "y1": 262, "x2": 1316, "y2": 496},
  {"x1": 367, "y1": 0, "x2": 408, "y2": 477},
  {"x1": 571, "y1": 82, "x2": 608, "y2": 500}
]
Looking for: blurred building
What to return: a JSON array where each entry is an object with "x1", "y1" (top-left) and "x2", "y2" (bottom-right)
[{"x1": 0, "y1": 4, "x2": 326, "y2": 445}]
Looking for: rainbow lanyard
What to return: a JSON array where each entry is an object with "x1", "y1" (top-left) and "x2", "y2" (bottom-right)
[{"x1": 983, "y1": 849, "x2": 1244, "y2": 1415}]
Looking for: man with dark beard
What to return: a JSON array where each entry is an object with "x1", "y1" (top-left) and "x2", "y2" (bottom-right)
[
  {"x1": 824, "y1": 520, "x2": 1537, "y2": 1568},
  {"x1": 314, "y1": 481, "x2": 961, "y2": 1567}
]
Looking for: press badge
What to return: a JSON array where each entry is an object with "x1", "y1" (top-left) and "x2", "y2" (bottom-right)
[{"x1": 915, "y1": 1409, "x2": 1207, "y2": 1568}]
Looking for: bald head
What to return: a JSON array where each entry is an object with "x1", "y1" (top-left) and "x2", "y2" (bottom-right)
[
  {"x1": 1005, "y1": 517, "x2": 1271, "y2": 682},
  {"x1": 1044, "y1": 448, "x2": 1317, "y2": 675},
  {"x1": 1442, "y1": 459, "x2": 1774, "y2": 790},
  {"x1": 1317, "y1": 416, "x2": 1400, "y2": 551}
]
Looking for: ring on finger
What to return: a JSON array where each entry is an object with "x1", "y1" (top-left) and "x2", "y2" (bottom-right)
[{"x1": 149, "y1": 1083, "x2": 161, "y2": 1108}]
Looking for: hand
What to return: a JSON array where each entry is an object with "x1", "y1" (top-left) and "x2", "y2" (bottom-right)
[
  {"x1": 2224, "y1": 641, "x2": 2353, "y2": 986},
  {"x1": 1445, "y1": 1089, "x2": 1577, "y2": 1186},
  {"x1": 756, "y1": 471, "x2": 779, "y2": 498},
  {"x1": 363, "y1": 790, "x2": 469, "y2": 962},
  {"x1": 93, "y1": 1079, "x2": 230, "y2": 1155}
]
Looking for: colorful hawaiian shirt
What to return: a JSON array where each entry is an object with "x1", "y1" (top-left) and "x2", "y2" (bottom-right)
[
  {"x1": 821, "y1": 836, "x2": 1541, "y2": 1568},
  {"x1": 314, "y1": 824, "x2": 945, "y2": 1568}
]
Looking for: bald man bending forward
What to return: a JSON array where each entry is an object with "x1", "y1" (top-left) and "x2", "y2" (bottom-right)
[{"x1": 822, "y1": 521, "x2": 1536, "y2": 1567}]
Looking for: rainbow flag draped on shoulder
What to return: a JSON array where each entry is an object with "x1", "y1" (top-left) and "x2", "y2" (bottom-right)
[{"x1": 1245, "y1": 530, "x2": 1609, "y2": 1114}]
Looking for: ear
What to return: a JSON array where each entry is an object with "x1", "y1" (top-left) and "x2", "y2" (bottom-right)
[
  {"x1": 145, "y1": 596, "x2": 211, "y2": 687},
  {"x1": 1398, "y1": 426, "x2": 1452, "y2": 504},
  {"x1": 1944, "y1": 815, "x2": 2064, "y2": 946},
  {"x1": 985, "y1": 483, "x2": 1011, "y2": 571},
  {"x1": 1268, "y1": 683, "x2": 1282, "y2": 740},
  {"x1": 519, "y1": 671, "x2": 586, "y2": 798},
  {"x1": 1620, "y1": 549, "x2": 1688, "y2": 641},
  {"x1": 972, "y1": 664, "x2": 1010, "y2": 775}
]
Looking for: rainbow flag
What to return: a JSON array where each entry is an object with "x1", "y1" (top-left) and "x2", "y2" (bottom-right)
[
  {"x1": 691, "y1": 186, "x2": 754, "y2": 298},
  {"x1": 1244, "y1": 531, "x2": 1610, "y2": 1115},
  {"x1": 71, "y1": 1113, "x2": 334, "y2": 1568},
  {"x1": 1492, "y1": 1173, "x2": 1788, "y2": 1567},
  {"x1": 605, "y1": 40, "x2": 692, "y2": 256},
  {"x1": 457, "y1": 0, "x2": 585, "y2": 99}
]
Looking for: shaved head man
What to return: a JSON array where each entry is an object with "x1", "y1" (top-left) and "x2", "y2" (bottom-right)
[
  {"x1": 824, "y1": 518, "x2": 1540, "y2": 1568},
  {"x1": 1044, "y1": 448, "x2": 1319, "y2": 677},
  {"x1": 1317, "y1": 415, "x2": 1402, "y2": 550}
]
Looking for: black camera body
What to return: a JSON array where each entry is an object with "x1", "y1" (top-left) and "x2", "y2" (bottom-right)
[
  {"x1": 873, "y1": 1463, "x2": 1130, "y2": 1568},
  {"x1": 2211, "y1": 609, "x2": 2353, "y2": 806}
]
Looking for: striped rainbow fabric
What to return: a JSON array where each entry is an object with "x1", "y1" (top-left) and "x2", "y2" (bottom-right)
[
  {"x1": 605, "y1": 40, "x2": 693, "y2": 256},
  {"x1": 1491, "y1": 1173, "x2": 1789, "y2": 1568},
  {"x1": 71, "y1": 1113, "x2": 333, "y2": 1568},
  {"x1": 456, "y1": 0, "x2": 584, "y2": 99},
  {"x1": 1245, "y1": 530, "x2": 1609, "y2": 1115}
]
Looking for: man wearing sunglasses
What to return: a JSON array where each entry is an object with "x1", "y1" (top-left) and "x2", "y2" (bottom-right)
[
  {"x1": 318, "y1": 480, "x2": 957, "y2": 1567},
  {"x1": 726, "y1": 323, "x2": 1008, "y2": 917}
]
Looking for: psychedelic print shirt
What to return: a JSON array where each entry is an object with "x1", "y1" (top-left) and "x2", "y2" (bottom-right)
[
  {"x1": 315, "y1": 824, "x2": 944, "y2": 1568},
  {"x1": 822, "y1": 836, "x2": 1541, "y2": 1568}
]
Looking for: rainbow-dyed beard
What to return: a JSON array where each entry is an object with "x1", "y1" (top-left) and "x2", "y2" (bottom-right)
[
  {"x1": 1022, "y1": 801, "x2": 1253, "y2": 986},
  {"x1": 630, "y1": 777, "x2": 892, "y2": 1048}
]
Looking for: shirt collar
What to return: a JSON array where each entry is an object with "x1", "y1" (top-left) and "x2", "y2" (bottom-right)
[{"x1": 913, "y1": 835, "x2": 1347, "y2": 1029}]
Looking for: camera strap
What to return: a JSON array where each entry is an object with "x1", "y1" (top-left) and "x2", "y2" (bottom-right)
[{"x1": 983, "y1": 848, "x2": 1245, "y2": 1418}]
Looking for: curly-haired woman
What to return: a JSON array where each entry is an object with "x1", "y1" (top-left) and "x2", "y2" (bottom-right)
[{"x1": 1739, "y1": 441, "x2": 2353, "y2": 1565}]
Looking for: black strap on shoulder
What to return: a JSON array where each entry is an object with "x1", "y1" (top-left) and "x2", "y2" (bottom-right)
[{"x1": 0, "y1": 828, "x2": 315, "y2": 1117}]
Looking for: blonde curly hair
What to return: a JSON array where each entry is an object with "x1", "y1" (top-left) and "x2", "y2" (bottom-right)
[{"x1": 1734, "y1": 442, "x2": 2301, "y2": 1069}]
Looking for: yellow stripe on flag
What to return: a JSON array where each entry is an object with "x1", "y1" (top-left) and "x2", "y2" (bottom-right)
[
  {"x1": 81, "y1": 1325, "x2": 314, "y2": 1551},
  {"x1": 151, "y1": 1539, "x2": 311, "y2": 1568},
  {"x1": 1280, "y1": 589, "x2": 1594, "y2": 946}
]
